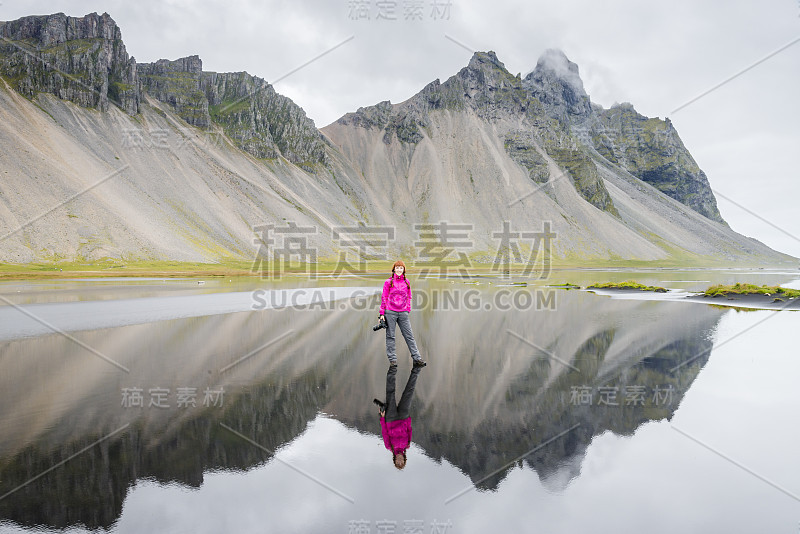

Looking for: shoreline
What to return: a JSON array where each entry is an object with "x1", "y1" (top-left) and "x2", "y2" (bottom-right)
[
  {"x1": 585, "y1": 286, "x2": 800, "y2": 311},
  {"x1": 1, "y1": 261, "x2": 798, "y2": 281},
  {"x1": 685, "y1": 292, "x2": 800, "y2": 311}
]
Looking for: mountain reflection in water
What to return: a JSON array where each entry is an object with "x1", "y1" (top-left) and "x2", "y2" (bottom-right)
[{"x1": 0, "y1": 285, "x2": 725, "y2": 530}]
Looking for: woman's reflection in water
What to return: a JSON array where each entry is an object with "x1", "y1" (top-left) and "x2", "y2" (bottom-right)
[{"x1": 375, "y1": 363, "x2": 423, "y2": 470}]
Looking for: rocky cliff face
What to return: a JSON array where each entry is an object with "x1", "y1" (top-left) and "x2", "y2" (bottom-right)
[
  {"x1": 0, "y1": 13, "x2": 325, "y2": 167},
  {"x1": 586, "y1": 103, "x2": 725, "y2": 223},
  {"x1": 202, "y1": 70, "x2": 327, "y2": 168},
  {"x1": 523, "y1": 48, "x2": 592, "y2": 123},
  {"x1": 137, "y1": 55, "x2": 327, "y2": 168},
  {"x1": 333, "y1": 48, "x2": 723, "y2": 225},
  {"x1": 0, "y1": 12, "x2": 139, "y2": 114},
  {"x1": 335, "y1": 50, "x2": 620, "y2": 216},
  {"x1": 137, "y1": 55, "x2": 209, "y2": 127}
]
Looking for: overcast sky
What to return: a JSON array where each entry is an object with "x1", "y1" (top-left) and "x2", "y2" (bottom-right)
[{"x1": 3, "y1": 0, "x2": 800, "y2": 259}]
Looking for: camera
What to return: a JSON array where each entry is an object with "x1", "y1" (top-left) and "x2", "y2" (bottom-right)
[{"x1": 373, "y1": 316, "x2": 387, "y2": 331}]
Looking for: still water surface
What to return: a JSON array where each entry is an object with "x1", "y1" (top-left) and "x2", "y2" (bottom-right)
[{"x1": 0, "y1": 269, "x2": 798, "y2": 533}]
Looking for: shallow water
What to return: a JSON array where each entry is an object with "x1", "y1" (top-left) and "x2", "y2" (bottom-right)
[{"x1": 0, "y1": 270, "x2": 798, "y2": 533}]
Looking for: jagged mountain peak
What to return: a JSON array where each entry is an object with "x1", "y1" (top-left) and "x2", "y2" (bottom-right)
[
  {"x1": 466, "y1": 50, "x2": 508, "y2": 72},
  {"x1": 459, "y1": 50, "x2": 518, "y2": 88},
  {"x1": 0, "y1": 12, "x2": 123, "y2": 46},
  {"x1": 524, "y1": 48, "x2": 591, "y2": 120},
  {"x1": 532, "y1": 49, "x2": 581, "y2": 80},
  {"x1": 0, "y1": 11, "x2": 138, "y2": 113}
]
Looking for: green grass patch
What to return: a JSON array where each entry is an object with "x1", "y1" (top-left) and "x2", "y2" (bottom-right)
[
  {"x1": 0, "y1": 257, "x2": 796, "y2": 282},
  {"x1": 587, "y1": 280, "x2": 668, "y2": 292},
  {"x1": 0, "y1": 259, "x2": 402, "y2": 280},
  {"x1": 548, "y1": 283, "x2": 581, "y2": 289},
  {"x1": 210, "y1": 98, "x2": 251, "y2": 118},
  {"x1": 703, "y1": 283, "x2": 800, "y2": 299}
]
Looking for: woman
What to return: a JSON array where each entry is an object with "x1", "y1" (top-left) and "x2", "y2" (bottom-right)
[
  {"x1": 375, "y1": 363, "x2": 422, "y2": 470},
  {"x1": 378, "y1": 260, "x2": 426, "y2": 367}
]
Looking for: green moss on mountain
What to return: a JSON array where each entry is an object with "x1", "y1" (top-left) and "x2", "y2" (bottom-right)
[
  {"x1": 547, "y1": 147, "x2": 619, "y2": 216},
  {"x1": 504, "y1": 132, "x2": 549, "y2": 183},
  {"x1": 450, "y1": 51, "x2": 537, "y2": 120},
  {"x1": 138, "y1": 60, "x2": 210, "y2": 127},
  {"x1": 136, "y1": 56, "x2": 327, "y2": 167},
  {"x1": 383, "y1": 112, "x2": 424, "y2": 144},
  {"x1": 202, "y1": 71, "x2": 327, "y2": 167},
  {"x1": 592, "y1": 103, "x2": 725, "y2": 224}
]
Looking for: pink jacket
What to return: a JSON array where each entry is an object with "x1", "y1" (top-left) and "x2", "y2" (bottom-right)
[
  {"x1": 380, "y1": 416, "x2": 412, "y2": 454},
  {"x1": 379, "y1": 274, "x2": 411, "y2": 314}
]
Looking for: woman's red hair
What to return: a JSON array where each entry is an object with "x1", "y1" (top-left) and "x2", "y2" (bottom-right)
[{"x1": 389, "y1": 260, "x2": 409, "y2": 289}]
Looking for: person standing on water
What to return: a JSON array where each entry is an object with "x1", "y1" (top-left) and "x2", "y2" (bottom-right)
[{"x1": 378, "y1": 260, "x2": 427, "y2": 367}]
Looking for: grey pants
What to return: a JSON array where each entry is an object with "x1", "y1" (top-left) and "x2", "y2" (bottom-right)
[
  {"x1": 385, "y1": 364, "x2": 421, "y2": 422},
  {"x1": 384, "y1": 310, "x2": 422, "y2": 362}
]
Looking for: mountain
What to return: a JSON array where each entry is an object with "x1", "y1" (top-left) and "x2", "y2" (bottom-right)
[
  {"x1": 0, "y1": 12, "x2": 794, "y2": 265},
  {"x1": 137, "y1": 55, "x2": 327, "y2": 168},
  {"x1": 0, "y1": 12, "x2": 138, "y2": 113},
  {"x1": 322, "y1": 49, "x2": 779, "y2": 262}
]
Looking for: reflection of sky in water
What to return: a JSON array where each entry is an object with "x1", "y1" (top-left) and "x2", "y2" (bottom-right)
[
  {"x1": 0, "y1": 272, "x2": 798, "y2": 533},
  {"x1": 0, "y1": 286, "x2": 377, "y2": 340},
  {"x1": 781, "y1": 279, "x2": 800, "y2": 290},
  {"x1": 117, "y1": 312, "x2": 800, "y2": 534}
]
